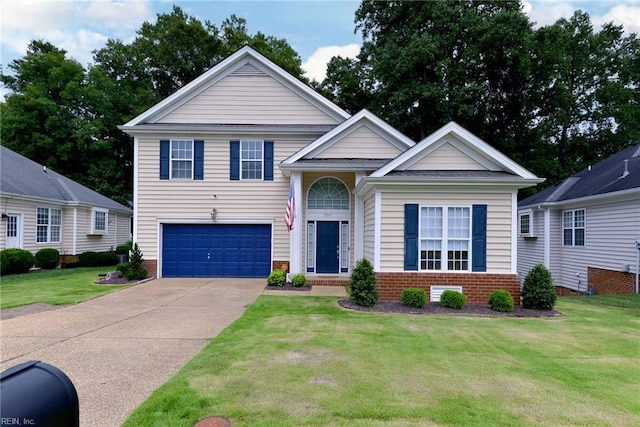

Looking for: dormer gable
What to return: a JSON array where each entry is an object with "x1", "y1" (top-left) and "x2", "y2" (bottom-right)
[{"x1": 121, "y1": 46, "x2": 350, "y2": 129}]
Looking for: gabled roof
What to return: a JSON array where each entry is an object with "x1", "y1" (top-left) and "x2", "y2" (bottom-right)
[
  {"x1": 371, "y1": 121, "x2": 540, "y2": 180},
  {"x1": 281, "y1": 109, "x2": 415, "y2": 168},
  {"x1": 520, "y1": 141, "x2": 640, "y2": 207},
  {"x1": 0, "y1": 146, "x2": 131, "y2": 213},
  {"x1": 121, "y1": 46, "x2": 350, "y2": 129}
]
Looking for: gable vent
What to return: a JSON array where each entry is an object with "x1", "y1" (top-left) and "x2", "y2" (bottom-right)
[{"x1": 231, "y1": 62, "x2": 267, "y2": 76}]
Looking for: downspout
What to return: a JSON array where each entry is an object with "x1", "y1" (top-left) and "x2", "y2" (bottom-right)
[
  {"x1": 72, "y1": 208, "x2": 77, "y2": 255},
  {"x1": 537, "y1": 205, "x2": 550, "y2": 269}
]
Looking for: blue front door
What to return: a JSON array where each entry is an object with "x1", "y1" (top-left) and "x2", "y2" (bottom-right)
[{"x1": 316, "y1": 221, "x2": 339, "y2": 274}]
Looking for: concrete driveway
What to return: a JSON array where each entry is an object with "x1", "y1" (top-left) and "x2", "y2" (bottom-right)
[{"x1": 0, "y1": 278, "x2": 265, "y2": 427}]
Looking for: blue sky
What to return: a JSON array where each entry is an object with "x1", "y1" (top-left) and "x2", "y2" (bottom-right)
[{"x1": 1, "y1": 0, "x2": 639, "y2": 89}]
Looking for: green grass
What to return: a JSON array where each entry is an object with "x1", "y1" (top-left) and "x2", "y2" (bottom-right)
[
  {"x1": 567, "y1": 293, "x2": 640, "y2": 310},
  {"x1": 0, "y1": 267, "x2": 130, "y2": 309},
  {"x1": 124, "y1": 295, "x2": 640, "y2": 426}
]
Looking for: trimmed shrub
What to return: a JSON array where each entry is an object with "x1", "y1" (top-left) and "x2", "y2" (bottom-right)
[
  {"x1": 115, "y1": 242, "x2": 132, "y2": 255},
  {"x1": 267, "y1": 269, "x2": 286, "y2": 287},
  {"x1": 488, "y1": 290, "x2": 515, "y2": 312},
  {"x1": 522, "y1": 264, "x2": 557, "y2": 310},
  {"x1": 78, "y1": 251, "x2": 118, "y2": 267},
  {"x1": 349, "y1": 258, "x2": 378, "y2": 307},
  {"x1": 440, "y1": 290, "x2": 467, "y2": 309},
  {"x1": 115, "y1": 262, "x2": 129, "y2": 273},
  {"x1": 34, "y1": 248, "x2": 60, "y2": 269},
  {"x1": 401, "y1": 288, "x2": 427, "y2": 308},
  {"x1": 291, "y1": 273, "x2": 308, "y2": 288},
  {"x1": 124, "y1": 243, "x2": 147, "y2": 280},
  {"x1": 60, "y1": 255, "x2": 80, "y2": 269},
  {"x1": 1, "y1": 248, "x2": 35, "y2": 275}
]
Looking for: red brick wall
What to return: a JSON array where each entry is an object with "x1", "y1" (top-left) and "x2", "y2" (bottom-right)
[
  {"x1": 141, "y1": 259, "x2": 157, "y2": 278},
  {"x1": 588, "y1": 267, "x2": 635, "y2": 295},
  {"x1": 376, "y1": 272, "x2": 520, "y2": 305},
  {"x1": 272, "y1": 260, "x2": 289, "y2": 272}
]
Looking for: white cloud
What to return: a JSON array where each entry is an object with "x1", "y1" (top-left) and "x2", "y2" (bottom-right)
[
  {"x1": 302, "y1": 43, "x2": 361, "y2": 83},
  {"x1": 523, "y1": 1, "x2": 577, "y2": 27},
  {"x1": 0, "y1": 0, "x2": 154, "y2": 69},
  {"x1": 592, "y1": 5, "x2": 640, "y2": 34}
]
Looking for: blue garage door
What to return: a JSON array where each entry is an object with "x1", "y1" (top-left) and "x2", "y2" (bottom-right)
[{"x1": 162, "y1": 224, "x2": 271, "y2": 278}]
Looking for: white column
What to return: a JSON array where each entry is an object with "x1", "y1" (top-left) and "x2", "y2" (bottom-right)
[
  {"x1": 373, "y1": 190, "x2": 381, "y2": 271},
  {"x1": 72, "y1": 207, "x2": 77, "y2": 255},
  {"x1": 289, "y1": 171, "x2": 303, "y2": 274},
  {"x1": 511, "y1": 191, "x2": 518, "y2": 274},
  {"x1": 354, "y1": 172, "x2": 365, "y2": 262}
]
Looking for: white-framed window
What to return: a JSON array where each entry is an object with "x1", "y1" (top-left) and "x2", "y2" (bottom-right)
[
  {"x1": 420, "y1": 206, "x2": 470, "y2": 271},
  {"x1": 240, "y1": 140, "x2": 263, "y2": 180},
  {"x1": 91, "y1": 208, "x2": 108, "y2": 234},
  {"x1": 519, "y1": 210, "x2": 533, "y2": 237},
  {"x1": 36, "y1": 207, "x2": 61, "y2": 243},
  {"x1": 563, "y1": 209, "x2": 585, "y2": 246},
  {"x1": 170, "y1": 139, "x2": 193, "y2": 179}
]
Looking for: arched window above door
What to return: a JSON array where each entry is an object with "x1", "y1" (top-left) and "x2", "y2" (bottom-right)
[{"x1": 307, "y1": 177, "x2": 349, "y2": 210}]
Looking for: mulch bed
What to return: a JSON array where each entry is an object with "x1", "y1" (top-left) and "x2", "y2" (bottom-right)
[
  {"x1": 338, "y1": 300, "x2": 562, "y2": 317},
  {"x1": 265, "y1": 284, "x2": 312, "y2": 291}
]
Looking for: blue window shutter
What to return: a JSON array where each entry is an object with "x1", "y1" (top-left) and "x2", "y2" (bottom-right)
[
  {"x1": 194, "y1": 140, "x2": 204, "y2": 180},
  {"x1": 160, "y1": 140, "x2": 170, "y2": 180},
  {"x1": 264, "y1": 140, "x2": 274, "y2": 181},
  {"x1": 230, "y1": 140, "x2": 240, "y2": 180},
  {"x1": 404, "y1": 204, "x2": 419, "y2": 271},
  {"x1": 472, "y1": 204, "x2": 487, "y2": 272}
]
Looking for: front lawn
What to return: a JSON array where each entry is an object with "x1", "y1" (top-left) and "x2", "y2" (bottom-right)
[
  {"x1": 124, "y1": 295, "x2": 640, "y2": 426},
  {"x1": 0, "y1": 267, "x2": 130, "y2": 309}
]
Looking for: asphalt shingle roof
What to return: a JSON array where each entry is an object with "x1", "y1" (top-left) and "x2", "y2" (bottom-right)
[
  {"x1": 1, "y1": 146, "x2": 131, "y2": 213},
  {"x1": 520, "y1": 141, "x2": 640, "y2": 207}
]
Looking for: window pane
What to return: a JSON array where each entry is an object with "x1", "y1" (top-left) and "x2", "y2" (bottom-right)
[
  {"x1": 520, "y1": 214, "x2": 530, "y2": 234},
  {"x1": 563, "y1": 229, "x2": 573, "y2": 246},
  {"x1": 563, "y1": 211, "x2": 573, "y2": 228},
  {"x1": 94, "y1": 211, "x2": 106, "y2": 231},
  {"x1": 574, "y1": 229, "x2": 585, "y2": 246},
  {"x1": 6, "y1": 216, "x2": 17, "y2": 238},
  {"x1": 240, "y1": 140, "x2": 263, "y2": 180},
  {"x1": 171, "y1": 140, "x2": 193, "y2": 179},
  {"x1": 420, "y1": 240, "x2": 441, "y2": 270},
  {"x1": 242, "y1": 160, "x2": 262, "y2": 180},
  {"x1": 37, "y1": 226, "x2": 48, "y2": 243},
  {"x1": 50, "y1": 225, "x2": 61, "y2": 242},
  {"x1": 447, "y1": 207, "x2": 470, "y2": 238},
  {"x1": 341, "y1": 223, "x2": 349, "y2": 269},
  {"x1": 37, "y1": 207, "x2": 49, "y2": 225},
  {"x1": 420, "y1": 207, "x2": 442, "y2": 238},
  {"x1": 51, "y1": 209, "x2": 61, "y2": 226},
  {"x1": 574, "y1": 210, "x2": 585, "y2": 227},
  {"x1": 307, "y1": 177, "x2": 349, "y2": 210},
  {"x1": 307, "y1": 223, "x2": 315, "y2": 270}
]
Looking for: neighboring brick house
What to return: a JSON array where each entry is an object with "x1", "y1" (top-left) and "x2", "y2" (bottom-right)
[
  {"x1": 120, "y1": 46, "x2": 542, "y2": 303},
  {"x1": 518, "y1": 142, "x2": 640, "y2": 295}
]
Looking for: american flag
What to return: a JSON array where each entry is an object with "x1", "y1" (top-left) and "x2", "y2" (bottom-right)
[{"x1": 285, "y1": 177, "x2": 295, "y2": 231}]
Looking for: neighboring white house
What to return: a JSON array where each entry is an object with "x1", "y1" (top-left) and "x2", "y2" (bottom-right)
[
  {"x1": 518, "y1": 142, "x2": 640, "y2": 294},
  {"x1": 120, "y1": 46, "x2": 542, "y2": 303},
  {"x1": 0, "y1": 146, "x2": 132, "y2": 255}
]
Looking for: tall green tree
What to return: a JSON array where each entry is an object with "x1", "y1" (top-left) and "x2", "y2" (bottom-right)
[
  {"x1": 1, "y1": 41, "x2": 95, "y2": 185},
  {"x1": 529, "y1": 11, "x2": 640, "y2": 183}
]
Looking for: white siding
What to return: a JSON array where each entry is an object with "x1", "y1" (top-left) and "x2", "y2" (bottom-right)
[
  {"x1": 405, "y1": 142, "x2": 487, "y2": 171},
  {"x1": 557, "y1": 199, "x2": 640, "y2": 289},
  {"x1": 157, "y1": 75, "x2": 338, "y2": 125},
  {"x1": 0, "y1": 196, "x2": 130, "y2": 255},
  {"x1": 363, "y1": 192, "x2": 376, "y2": 263},
  {"x1": 379, "y1": 191, "x2": 513, "y2": 272},
  {"x1": 517, "y1": 209, "x2": 545, "y2": 280},
  {"x1": 136, "y1": 135, "x2": 315, "y2": 262},
  {"x1": 318, "y1": 125, "x2": 403, "y2": 159}
]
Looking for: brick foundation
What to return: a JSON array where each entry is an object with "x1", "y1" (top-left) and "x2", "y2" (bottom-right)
[
  {"x1": 141, "y1": 259, "x2": 157, "y2": 278},
  {"x1": 307, "y1": 276, "x2": 351, "y2": 287},
  {"x1": 555, "y1": 286, "x2": 583, "y2": 296},
  {"x1": 272, "y1": 260, "x2": 290, "y2": 272},
  {"x1": 376, "y1": 272, "x2": 520, "y2": 305},
  {"x1": 587, "y1": 267, "x2": 635, "y2": 295}
]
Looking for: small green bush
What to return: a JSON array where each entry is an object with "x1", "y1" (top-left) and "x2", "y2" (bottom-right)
[
  {"x1": 60, "y1": 255, "x2": 80, "y2": 269},
  {"x1": 124, "y1": 243, "x2": 147, "y2": 280},
  {"x1": 440, "y1": 290, "x2": 467, "y2": 309},
  {"x1": 115, "y1": 262, "x2": 129, "y2": 273},
  {"x1": 291, "y1": 273, "x2": 308, "y2": 287},
  {"x1": 115, "y1": 242, "x2": 132, "y2": 255},
  {"x1": 34, "y1": 248, "x2": 60, "y2": 269},
  {"x1": 0, "y1": 248, "x2": 35, "y2": 275},
  {"x1": 521, "y1": 264, "x2": 557, "y2": 310},
  {"x1": 488, "y1": 290, "x2": 515, "y2": 312},
  {"x1": 267, "y1": 269, "x2": 286, "y2": 287},
  {"x1": 349, "y1": 258, "x2": 378, "y2": 307},
  {"x1": 78, "y1": 251, "x2": 118, "y2": 267},
  {"x1": 401, "y1": 288, "x2": 427, "y2": 308}
]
